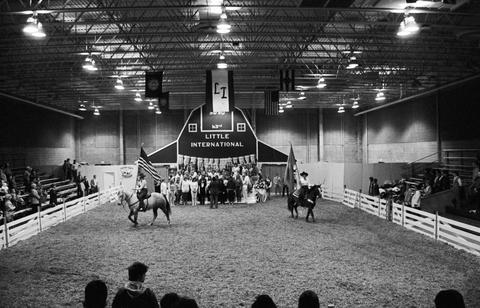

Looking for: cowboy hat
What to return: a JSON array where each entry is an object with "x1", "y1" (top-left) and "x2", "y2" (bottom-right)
[{"x1": 300, "y1": 171, "x2": 308, "y2": 177}]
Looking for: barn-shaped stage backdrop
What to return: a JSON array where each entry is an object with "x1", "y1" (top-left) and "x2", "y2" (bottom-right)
[{"x1": 147, "y1": 105, "x2": 288, "y2": 173}]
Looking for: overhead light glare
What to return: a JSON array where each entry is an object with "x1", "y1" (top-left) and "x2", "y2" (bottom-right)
[
  {"x1": 216, "y1": 21, "x2": 231, "y2": 34},
  {"x1": 155, "y1": 109, "x2": 162, "y2": 115},
  {"x1": 114, "y1": 78, "x2": 124, "y2": 90},
  {"x1": 375, "y1": 92, "x2": 385, "y2": 101},
  {"x1": 148, "y1": 102, "x2": 155, "y2": 110},
  {"x1": 23, "y1": 14, "x2": 46, "y2": 38},
  {"x1": 134, "y1": 92, "x2": 142, "y2": 102},
  {"x1": 93, "y1": 108, "x2": 100, "y2": 116},
  {"x1": 397, "y1": 15, "x2": 420, "y2": 37},
  {"x1": 219, "y1": 54, "x2": 225, "y2": 60},
  {"x1": 352, "y1": 101, "x2": 359, "y2": 109},
  {"x1": 347, "y1": 56, "x2": 359, "y2": 69},
  {"x1": 217, "y1": 61, "x2": 228, "y2": 69},
  {"x1": 78, "y1": 104, "x2": 87, "y2": 111},
  {"x1": 338, "y1": 106, "x2": 345, "y2": 113},
  {"x1": 82, "y1": 57, "x2": 98, "y2": 71}
]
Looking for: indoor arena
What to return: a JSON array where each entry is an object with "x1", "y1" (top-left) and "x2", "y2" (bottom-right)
[{"x1": 1, "y1": 1, "x2": 480, "y2": 308}]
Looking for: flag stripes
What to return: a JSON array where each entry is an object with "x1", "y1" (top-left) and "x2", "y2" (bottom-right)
[
  {"x1": 138, "y1": 147, "x2": 162, "y2": 182},
  {"x1": 264, "y1": 90, "x2": 279, "y2": 115}
]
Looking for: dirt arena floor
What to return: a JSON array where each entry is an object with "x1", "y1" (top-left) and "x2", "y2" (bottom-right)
[{"x1": 0, "y1": 197, "x2": 479, "y2": 308}]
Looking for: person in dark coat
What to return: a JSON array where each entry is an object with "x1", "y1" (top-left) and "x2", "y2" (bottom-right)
[
  {"x1": 209, "y1": 176, "x2": 220, "y2": 209},
  {"x1": 198, "y1": 175, "x2": 207, "y2": 205},
  {"x1": 49, "y1": 184, "x2": 58, "y2": 207},
  {"x1": 434, "y1": 289, "x2": 465, "y2": 308},
  {"x1": 368, "y1": 176, "x2": 374, "y2": 196},
  {"x1": 372, "y1": 178, "x2": 380, "y2": 197},
  {"x1": 226, "y1": 176, "x2": 236, "y2": 205},
  {"x1": 112, "y1": 262, "x2": 159, "y2": 308}
]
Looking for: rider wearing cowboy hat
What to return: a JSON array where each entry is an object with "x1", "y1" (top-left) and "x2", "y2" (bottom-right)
[
  {"x1": 136, "y1": 173, "x2": 148, "y2": 211},
  {"x1": 297, "y1": 171, "x2": 310, "y2": 202}
]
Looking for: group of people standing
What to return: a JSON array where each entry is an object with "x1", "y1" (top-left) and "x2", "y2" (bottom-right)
[{"x1": 135, "y1": 164, "x2": 283, "y2": 211}]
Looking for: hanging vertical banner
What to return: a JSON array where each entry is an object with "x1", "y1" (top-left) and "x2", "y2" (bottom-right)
[
  {"x1": 206, "y1": 70, "x2": 234, "y2": 113},
  {"x1": 145, "y1": 71, "x2": 163, "y2": 98},
  {"x1": 280, "y1": 69, "x2": 295, "y2": 91}
]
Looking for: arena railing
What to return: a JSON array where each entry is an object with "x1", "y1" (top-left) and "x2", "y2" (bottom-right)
[
  {"x1": 0, "y1": 186, "x2": 122, "y2": 250},
  {"x1": 339, "y1": 188, "x2": 480, "y2": 257}
]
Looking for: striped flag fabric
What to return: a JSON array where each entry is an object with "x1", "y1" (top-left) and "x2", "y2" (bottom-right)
[
  {"x1": 284, "y1": 144, "x2": 297, "y2": 193},
  {"x1": 264, "y1": 90, "x2": 279, "y2": 115},
  {"x1": 138, "y1": 147, "x2": 162, "y2": 182}
]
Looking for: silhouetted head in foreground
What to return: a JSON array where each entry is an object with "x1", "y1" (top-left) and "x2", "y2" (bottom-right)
[
  {"x1": 252, "y1": 294, "x2": 277, "y2": 308},
  {"x1": 298, "y1": 290, "x2": 319, "y2": 308},
  {"x1": 84, "y1": 279, "x2": 107, "y2": 308},
  {"x1": 174, "y1": 296, "x2": 199, "y2": 308},
  {"x1": 160, "y1": 292, "x2": 180, "y2": 308},
  {"x1": 434, "y1": 289, "x2": 465, "y2": 308}
]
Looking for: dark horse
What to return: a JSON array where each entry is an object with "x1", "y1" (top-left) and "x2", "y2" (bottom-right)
[
  {"x1": 118, "y1": 190, "x2": 171, "y2": 226},
  {"x1": 287, "y1": 185, "x2": 322, "y2": 222}
]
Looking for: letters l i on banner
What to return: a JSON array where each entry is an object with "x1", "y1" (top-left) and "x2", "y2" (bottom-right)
[{"x1": 206, "y1": 70, "x2": 234, "y2": 113}]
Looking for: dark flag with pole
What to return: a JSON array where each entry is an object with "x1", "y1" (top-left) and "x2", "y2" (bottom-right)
[
  {"x1": 284, "y1": 144, "x2": 297, "y2": 193},
  {"x1": 138, "y1": 147, "x2": 162, "y2": 182}
]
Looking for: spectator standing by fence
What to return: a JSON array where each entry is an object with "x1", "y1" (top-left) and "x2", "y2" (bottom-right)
[
  {"x1": 90, "y1": 175, "x2": 98, "y2": 193},
  {"x1": 23, "y1": 166, "x2": 32, "y2": 192},
  {"x1": 30, "y1": 183, "x2": 41, "y2": 212},
  {"x1": 49, "y1": 184, "x2": 58, "y2": 207},
  {"x1": 452, "y1": 171, "x2": 463, "y2": 208}
]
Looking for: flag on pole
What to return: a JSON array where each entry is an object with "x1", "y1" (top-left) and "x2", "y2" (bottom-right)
[
  {"x1": 284, "y1": 144, "x2": 297, "y2": 193},
  {"x1": 138, "y1": 147, "x2": 162, "y2": 182}
]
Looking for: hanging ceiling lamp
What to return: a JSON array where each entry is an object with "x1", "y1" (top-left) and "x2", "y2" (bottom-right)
[
  {"x1": 23, "y1": 13, "x2": 46, "y2": 38},
  {"x1": 155, "y1": 108, "x2": 162, "y2": 115},
  {"x1": 134, "y1": 92, "x2": 142, "y2": 102},
  {"x1": 375, "y1": 91, "x2": 385, "y2": 101},
  {"x1": 298, "y1": 92, "x2": 306, "y2": 100},
  {"x1": 216, "y1": 18, "x2": 231, "y2": 34},
  {"x1": 316, "y1": 76, "x2": 326, "y2": 89},
  {"x1": 217, "y1": 61, "x2": 228, "y2": 69},
  {"x1": 78, "y1": 104, "x2": 87, "y2": 111},
  {"x1": 114, "y1": 78, "x2": 124, "y2": 90},
  {"x1": 347, "y1": 56, "x2": 359, "y2": 69},
  {"x1": 148, "y1": 101, "x2": 155, "y2": 110},
  {"x1": 338, "y1": 106, "x2": 345, "y2": 113},
  {"x1": 82, "y1": 57, "x2": 98, "y2": 71},
  {"x1": 397, "y1": 15, "x2": 420, "y2": 37},
  {"x1": 93, "y1": 108, "x2": 100, "y2": 116},
  {"x1": 352, "y1": 100, "x2": 359, "y2": 109}
]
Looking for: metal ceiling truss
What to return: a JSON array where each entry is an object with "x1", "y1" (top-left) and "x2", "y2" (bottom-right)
[{"x1": 0, "y1": 0, "x2": 479, "y2": 111}]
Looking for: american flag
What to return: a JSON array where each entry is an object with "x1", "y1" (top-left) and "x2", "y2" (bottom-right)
[
  {"x1": 138, "y1": 147, "x2": 162, "y2": 182},
  {"x1": 264, "y1": 90, "x2": 279, "y2": 115}
]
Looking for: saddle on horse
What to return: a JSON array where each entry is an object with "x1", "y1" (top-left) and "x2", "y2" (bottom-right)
[
  {"x1": 137, "y1": 192, "x2": 151, "y2": 212},
  {"x1": 292, "y1": 187, "x2": 307, "y2": 207}
]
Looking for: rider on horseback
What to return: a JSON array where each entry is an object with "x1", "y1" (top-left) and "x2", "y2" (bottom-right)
[
  {"x1": 293, "y1": 171, "x2": 310, "y2": 205},
  {"x1": 136, "y1": 173, "x2": 148, "y2": 212}
]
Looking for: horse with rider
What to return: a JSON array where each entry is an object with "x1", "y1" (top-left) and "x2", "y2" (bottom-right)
[
  {"x1": 118, "y1": 173, "x2": 171, "y2": 226},
  {"x1": 287, "y1": 171, "x2": 322, "y2": 222}
]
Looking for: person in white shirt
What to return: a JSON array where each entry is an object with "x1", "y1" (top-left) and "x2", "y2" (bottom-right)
[
  {"x1": 190, "y1": 177, "x2": 199, "y2": 206},
  {"x1": 160, "y1": 178, "x2": 168, "y2": 198},
  {"x1": 181, "y1": 176, "x2": 191, "y2": 205},
  {"x1": 294, "y1": 171, "x2": 310, "y2": 202}
]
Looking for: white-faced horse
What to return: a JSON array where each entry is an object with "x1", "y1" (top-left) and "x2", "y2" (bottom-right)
[{"x1": 118, "y1": 190, "x2": 171, "y2": 226}]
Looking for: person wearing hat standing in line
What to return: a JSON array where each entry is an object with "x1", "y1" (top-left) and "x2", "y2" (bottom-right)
[{"x1": 136, "y1": 173, "x2": 148, "y2": 212}]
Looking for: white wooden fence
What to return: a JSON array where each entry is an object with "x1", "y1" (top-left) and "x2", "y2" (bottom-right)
[
  {"x1": 339, "y1": 187, "x2": 480, "y2": 257},
  {"x1": 0, "y1": 186, "x2": 122, "y2": 250}
]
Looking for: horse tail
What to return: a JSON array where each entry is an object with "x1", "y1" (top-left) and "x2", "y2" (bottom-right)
[{"x1": 287, "y1": 195, "x2": 293, "y2": 211}]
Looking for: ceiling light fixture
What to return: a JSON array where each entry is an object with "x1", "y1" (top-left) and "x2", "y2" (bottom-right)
[
  {"x1": 78, "y1": 104, "x2": 87, "y2": 111},
  {"x1": 352, "y1": 100, "x2": 359, "y2": 109},
  {"x1": 298, "y1": 92, "x2": 306, "y2": 100},
  {"x1": 217, "y1": 61, "x2": 228, "y2": 69},
  {"x1": 216, "y1": 20, "x2": 231, "y2": 34},
  {"x1": 397, "y1": 15, "x2": 420, "y2": 37},
  {"x1": 347, "y1": 56, "x2": 359, "y2": 69},
  {"x1": 23, "y1": 13, "x2": 46, "y2": 38},
  {"x1": 82, "y1": 57, "x2": 98, "y2": 71},
  {"x1": 134, "y1": 92, "x2": 142, "y2": 102},
  {"x1": 338, "y1": 106, "x2": 345, "y2": 113},
  {"x1": 316, "y1": 76, "x2": 326, "y2": 89},
  {"x1": 114, "y1": 78, "x2": 124, "y2": 90},
  {"x1": 93, "y1": 108, "x2": 100, "y2": 116},
  {"x1": 148, "y1": 101, "x2": 155, "y2": 110},
  {"x1": 375, "y1": 91, "x2": 386, "y2": 101},
  {"x1": 155, "y1": 108, "x2": 162, "y2": 115}
]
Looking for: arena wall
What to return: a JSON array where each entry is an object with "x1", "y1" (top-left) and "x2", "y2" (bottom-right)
[{"x1": 0, "y1": 97, "x2": 75, "y2": 170}]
